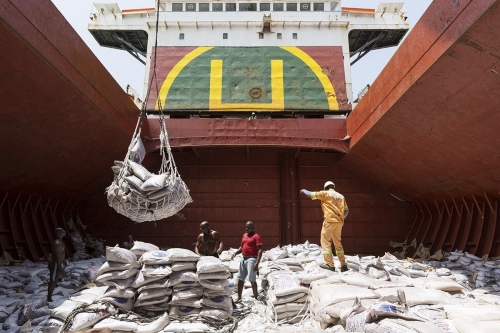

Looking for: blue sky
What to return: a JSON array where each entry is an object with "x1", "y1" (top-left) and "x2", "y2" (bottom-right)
[{"x1": 52, "y1": 0, "x2": 433, "y2": 102}]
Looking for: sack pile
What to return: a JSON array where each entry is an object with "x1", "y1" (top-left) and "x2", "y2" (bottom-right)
[
  {"x1": 167, "y1": 248, "x2": 202, "y2": 317},
  {"x1": 197, "y1": 256, "x2": 233, "y2": 318},
  {"x1": 134, "y1": 249, "x2": 172, "y2": 314},
  {"x1": 94, "y1": 246, "x2": 140, "y2": 311},
  {"x1": 265, "y1": 271, "x2": 309, "y2": 323}
]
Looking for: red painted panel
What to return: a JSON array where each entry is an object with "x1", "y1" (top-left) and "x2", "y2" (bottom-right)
[
  {"x1": 80, "y1": 149, "x2": 413, "y2": 255},
  {"x1": 297, "y1": 152, "x2": 413, "y2": 256},
  {"x1": 0, "y1": 0, "x2": 139, "y2": 198},
  {"x1": 341, "y1": 0, "x2": 500, "y2": 200},
  {"x1": 145, "y1": 119, "x2": 349, "y2": 153}
]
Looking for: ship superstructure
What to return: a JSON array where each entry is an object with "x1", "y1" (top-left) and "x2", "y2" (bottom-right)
[{"x1": 89, "y1": 1, "x2": 409, "y2": 116}]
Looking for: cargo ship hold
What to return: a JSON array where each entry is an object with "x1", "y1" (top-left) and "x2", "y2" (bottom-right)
[{"x1": 1, "y1": 0, "x2": 499, "y2": 263}]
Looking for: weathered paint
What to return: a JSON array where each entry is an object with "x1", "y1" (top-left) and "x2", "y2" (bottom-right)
[
  {"x1": 341, "y1": 0, "x2": 500, "y2": 200},
  {"x1": 147, "y1": 46, "x2": 349, "y2": 112},
  {"x1": 144, "y1": 119, "x2": 349, "y2": 153},
  {"x1": 0, "y1": 0, "x2": 138, "y2": 198}
]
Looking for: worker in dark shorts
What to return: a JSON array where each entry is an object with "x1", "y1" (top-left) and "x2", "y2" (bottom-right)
[
  {"x1": 231, "y1": 221, "x2": 262, "y2": 302},
  {"x1": 195, "y1": 221, "x2": 223, "y2": 257},
  {"x1": 48, "y1": 228, "x2": 66, "y2": 302}
]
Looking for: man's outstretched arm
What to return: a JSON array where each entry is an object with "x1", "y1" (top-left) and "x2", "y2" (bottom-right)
[{"x1": 300, "y1": 189, "x2": 311, "y2": 197}]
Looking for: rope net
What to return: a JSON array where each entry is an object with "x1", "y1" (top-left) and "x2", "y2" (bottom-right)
[{"x1": 106, "y1": 115, "x2": 192, "y2": 223}]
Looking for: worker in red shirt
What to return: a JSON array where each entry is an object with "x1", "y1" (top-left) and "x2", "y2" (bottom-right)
[{"x1": 231, "y1": 221, "x2": 262, "y2": 302}]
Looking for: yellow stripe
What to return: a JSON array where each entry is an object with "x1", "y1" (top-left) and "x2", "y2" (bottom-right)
[
  {"x1": 209, "y1": 59, "x2": 285, "y2": 111},
  {"x1": 280, "y1": 46, "x2": 339, "y2": 111},
  {"x1": 156, "y1": 47, "x2": 214, "y2": 110},
  {"x1": 311, "y1": 192, "x2": 317, "y2": 200}
]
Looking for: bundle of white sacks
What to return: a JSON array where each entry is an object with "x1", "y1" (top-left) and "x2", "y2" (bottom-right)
[{"x1": 195, "y1": 256, "x2": 233, "y2": 318}]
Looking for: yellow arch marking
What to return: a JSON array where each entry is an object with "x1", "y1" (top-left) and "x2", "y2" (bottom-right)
[
  {"x1": 209, "y1": 59, "x2": 285, "y2": 111},
  {"x1": 280, "y1": 46, "x2": 339, "y2": 111},
  {"x1": 156, "y1": 46, "x2": 214, "y2": 110}
]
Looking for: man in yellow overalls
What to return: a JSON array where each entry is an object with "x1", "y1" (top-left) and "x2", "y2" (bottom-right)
[{"x1": 301, "y1": 181, "x2": 349, "y2": 272}]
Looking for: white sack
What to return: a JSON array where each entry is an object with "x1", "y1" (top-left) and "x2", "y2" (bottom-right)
[
  {"x1": 131, "y1": 241, "x2": 160, "y2": 257},
  {"x1": 166, "y1": 248, "x2": 199, "y2": 262},
  {"x1": 168, "y1": 271, "x2": 199, "y2": 287},
  {"x1": 169, "y1": 306, "x2": 201, "y2": 317},
  {"x1": 139, "y1": 251, "x2": 172, "y2": 265},
  {"x1": 197, "y1": 256, "x2": 228, "y2": 273},
  {"x1": 171, "y1": 261, "x2": 197, "y2": 272},
  {"x1": 106, "y1": 246, "x2": 137, "y2": 265},
  {"x1": 375, "y1": 287, "x2": 456, "y2": 306}
]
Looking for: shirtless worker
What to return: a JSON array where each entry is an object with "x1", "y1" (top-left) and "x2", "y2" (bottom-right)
[
  {"x1": 195, "y1": 221, "x2": 223, "y2": 257},
  {"x1": 301, "y1": 181, "x2": 349, "y2": 272},
  {"x1": 122, "y1": 235, "x2": 134, "y2": 250},
  {"x1": 47, "y1": 228, "x2": 66, "y2": 302}
]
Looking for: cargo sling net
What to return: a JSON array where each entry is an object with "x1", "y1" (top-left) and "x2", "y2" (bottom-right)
[{"x1": 106, "y1": 115, "x2": 192, "y2": 223}]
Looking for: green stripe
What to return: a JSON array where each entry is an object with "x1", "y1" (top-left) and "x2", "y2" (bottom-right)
[
  {"x1": 311, "y1": 192, "x2": 317, "y2": 200},
  {"x1": 336, "y1": 250, "x2": 344, "y2": 254},
  {"x1": 323, "y1": 249, "x2": 332, "y2": 254}
]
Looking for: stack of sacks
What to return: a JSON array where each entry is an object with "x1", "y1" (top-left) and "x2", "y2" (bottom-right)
[
  {"x1": 94, "y1": 246, "x2": 140, "y2": 311},
  {"x1": 342, "y1": 297, "x2": 424, "y2": 332},
  {"x1": 94, "y1": 311, "x2": 170, "y2": 333},
  {"x1": 219, "y1": 248, "x2": 240, "y2": 273},
  {"x1": 441, "y1": 250, "x2": 500, "y2": 289},
  {"x1": 283, "y1": 241, "x2": 322, "y2": 259},
  {"x1": 275, "y1": 258, "x2": 304, "y2": 273},
  {"x1": 302, "y1": 241, "x2": 322, "y2": 257},
  {"x1": 61, "y1": 257, "x2": 107, "y2": 287},
  {"x1": 46, "y1": 286, "x2": 110, "y2": 331},
  {"x1": 134, "y1": 250, "x2": 173, "y2": 313},
  {"x1": 308, "y1": 277, "x2": 379, "y2": 330},
  {"x1": 166, "y1": 248, "x2": 202, "y2": 317},
  {"x1": 69, "y1": 229, "x2": 90, "y2": 261},
  {"x1": 259, "y1": 261, "x2": 290, "y2": 292},
  {"x1": 297, "y1": 261, "x2": 328, "y2": 286},
  {"x1": 197, "y1": 256, "x2": 233, "y2": 318},
  {"x1": 265, "y1": 246, "x2": 288, "y2": 262},
  {"x1": 15, "y1": 298, "x2": 50, "y2": 329},
  {"x1": 57, "y1": 301, "x2": 117, "y2": 332},
  {"x1": 265, "y1": 271, "x2": 310, "y2": 323},
  {"x1": 444, "y1": 303, "x2": 500, "y2": 333},
  {"x1": 308, "y1": 268, "x2": 463, "y2": 331}
]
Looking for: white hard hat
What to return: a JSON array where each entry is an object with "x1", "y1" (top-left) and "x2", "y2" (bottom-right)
[{"x1": 324, "y1": 181, "x2": 335, "y2": 189}]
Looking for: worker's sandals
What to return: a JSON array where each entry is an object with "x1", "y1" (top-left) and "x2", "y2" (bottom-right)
[
  {"x1": 340, "y1": 265, "x2": 348, "y2": 272},
  {"x1": 319, "y1": 264, "x2": 336, "y2": 272}
]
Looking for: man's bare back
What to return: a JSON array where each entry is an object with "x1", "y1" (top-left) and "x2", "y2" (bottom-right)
[{"x1": 195, "y1": 221, "x2": 223, "y2": 256}]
